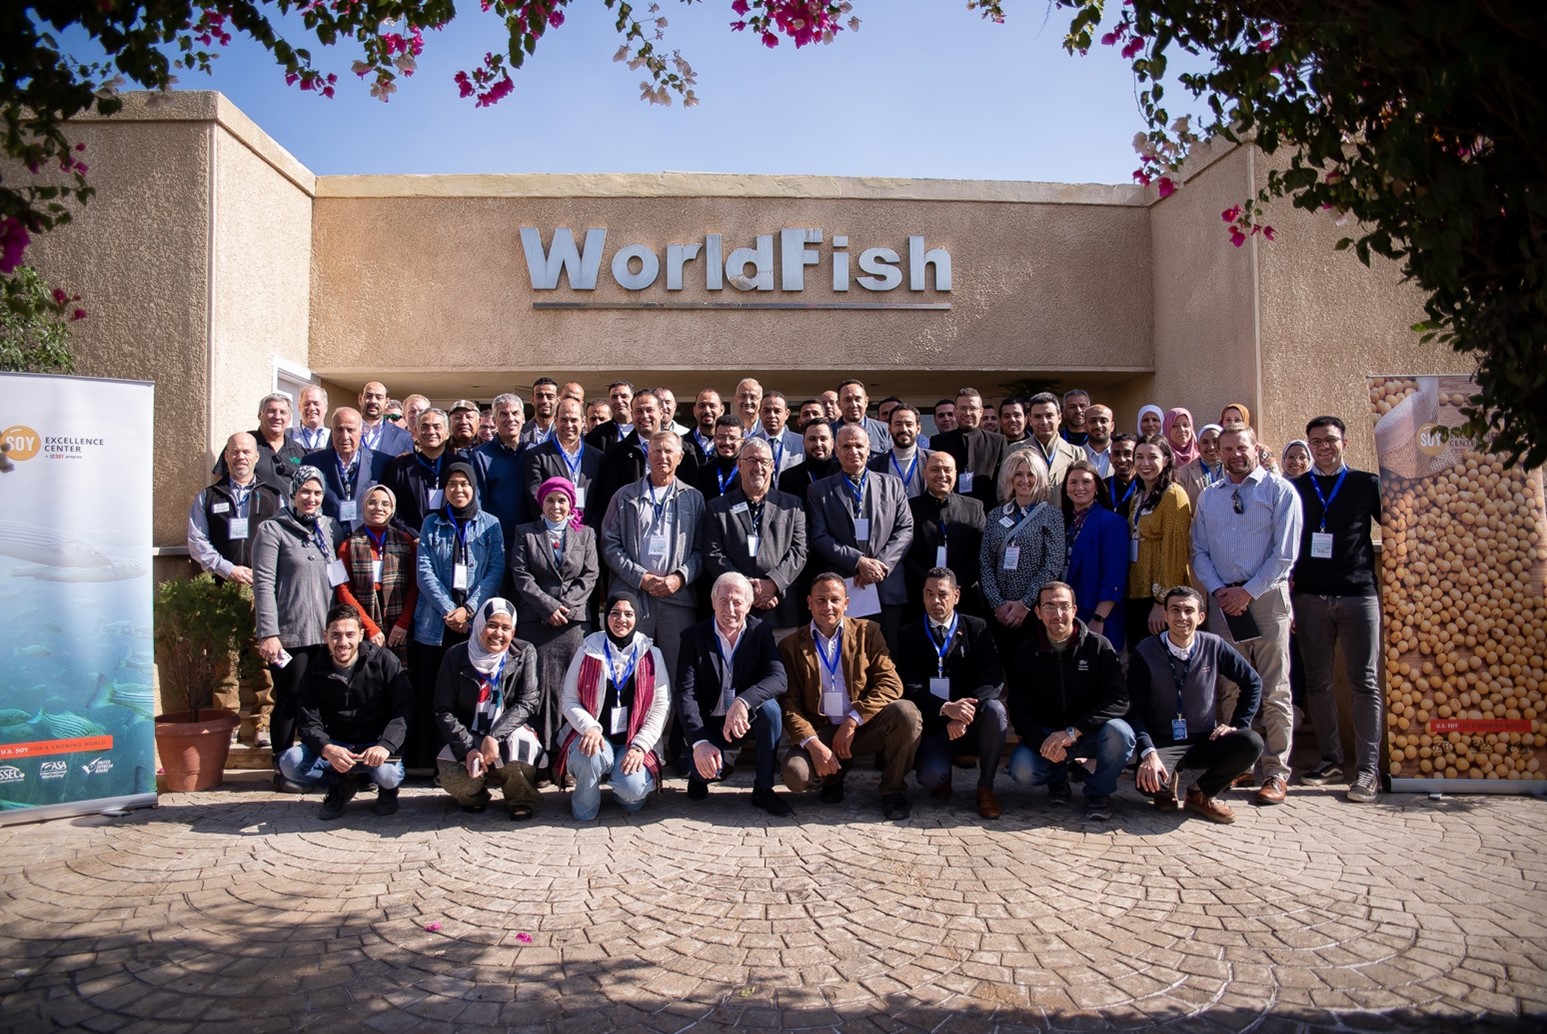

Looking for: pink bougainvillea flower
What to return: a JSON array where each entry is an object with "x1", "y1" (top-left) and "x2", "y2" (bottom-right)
[
  {"x1": 1262, "y1": 225, "x2": 1277, "y2": 241},
  {"x1": 424, "y1": 922, "x2": 443, "y2": 932},
  {"x1": 731, "y1": 0, "x2": 749, "y2": 13},
  {"x1": 1121, "y1": 36, "x2": 1144, "y2": 59},
  {"x1": 1229, "y1": 226, "x2": 1247, "y2": 247},
  {"x1": 516, "y1": 932, "x2": 533, "y2": 944},
  {"x1": 1156, "y1": 177, "x2": 1176, "y2": 198},
  {"x1": 0, "y1": 217, "x2": 31, "y2": 274},
  {"x1": 1221, "y1": 206, "x2": 1241, "y2": 223}
]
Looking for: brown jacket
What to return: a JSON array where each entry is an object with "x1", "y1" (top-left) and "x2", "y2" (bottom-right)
[{"x1": 778, "y1": 618, "x2": 903, "y2": 744}]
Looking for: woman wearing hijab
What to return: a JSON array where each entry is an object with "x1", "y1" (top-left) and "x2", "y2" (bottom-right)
[
  {"x1": 510, "y1": 477, "x2": 599, "y2": 775},
  {"x1": 1125, "y1": 437, "x2": 1194, "y2": 651},
  {"x1": 252, "y1": 465, "x2": 347, "y2": 788},
  {"x1": 433, "y1": 597, "x2": 543, "y2": 819},
  {"x1": 556, "y1": 590, "x2": 671, "y2": 821},
  {"x1": 1280, "y1": 440, "x2": 1312, "y2": 479},
  {"x1": 1219, "y1": 402, "x2": 1252, "y2": 427},
  {"x1": 1136, "y1": 404, "x2": 1164, "y2": 440},
  {"x1": 336, "y1": 484, "x2": 419, "y2": 664},
  {"x1": 410, "y1": 461, "x2": 505, "y2": 768},
  {"x1": 1165, "y1": 407, "x2": 1208, "y2": 504}
]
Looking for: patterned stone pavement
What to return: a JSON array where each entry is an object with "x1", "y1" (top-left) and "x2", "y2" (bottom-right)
[{"x1": 0, "y1": 769, "x2": 1544, "y2": 1033}]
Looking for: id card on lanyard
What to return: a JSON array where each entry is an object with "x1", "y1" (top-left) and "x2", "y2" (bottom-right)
[
  {"x1": 604, "y1": 639, "x2": 640, "y2": 736},
  {"x1": 925, "y1": 613, "x2": 958, "y2": 699},
  {"x1": 1309, "y1": 467, "x2": 1348, "y2": 559},
  {"x1": 816, "y1": 629, "x2": 846, "y2": 719}
]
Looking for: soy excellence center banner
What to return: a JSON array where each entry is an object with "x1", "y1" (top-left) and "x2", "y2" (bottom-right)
[
  {"x1": 1370, "y1": 374, "x2": 1547, "y2": 792},
  {"x1": 0, "y1": 373, "x2": 156, "y2": 823}
]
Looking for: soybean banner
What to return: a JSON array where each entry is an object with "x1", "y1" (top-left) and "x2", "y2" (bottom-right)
[
  {"x1": 1370, "y1": 375, "x2": 1547, "y2": 792},
  {"x1": 0, "y1": 373, "x2": 156, "y2": 823}
]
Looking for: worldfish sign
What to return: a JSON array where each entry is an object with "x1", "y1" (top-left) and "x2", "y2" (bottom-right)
[{"x1": 519, "y1": 227, "x2": 952, "y2": 309}]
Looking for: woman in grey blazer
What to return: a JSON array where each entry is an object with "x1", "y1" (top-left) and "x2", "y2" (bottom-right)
[{"x1": 510, "y1": 477, "x2": 600, "y2": 771}]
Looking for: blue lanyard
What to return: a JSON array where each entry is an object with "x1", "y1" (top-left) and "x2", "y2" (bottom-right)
[
  {"x1": 1309, "y1": 466, "x2": 1349, "y2": 532},
  {"x1": 846, "y1": 472, "x2": 867, "y2": 517},
  {"x1": 561, "y1": 441, "x2": 584, "y2": 480},
  {"x1": 445, "y1": 510, "x2": 470, "y2": 558},
  {"x1": 364, "y1": 526, "x2": 387, "y2": 558},
  {"x1": 480, "y1": 650, "x2": 508, "y2": 700},
  {"x1": 228, "y1": 479, "x2": 252, "y2": 516},
  {"x1": 646, "y1": 481, "x2": 671, "y2": 529},
  {"x1": 1163, "y1": 637, "x2": 1191, "y2": 718},
  {"x1": 335, "y1": 454, "x2": 357, "y2": 499},
  {"x1": 717, "y1": 464, "x2": 739, "y2": 495},
  {"x1": 603, "y1": 639, "x2": 639, "y2": 689},
  {"x1": 889, "y1": 451, "x2": 919, "y2": 489},
  {"x1": 815, "y1": 627, "x2": 842, "y2": 685},
  {"x1": 1109, "y1": 477, "x2": 1136, "y2": 507},
  {"x1": 925, "y1": 613, "x2": 958, "y2": 677},
  {"x1": 415, "y1": 451, "x2": 442, "y2": 482}
]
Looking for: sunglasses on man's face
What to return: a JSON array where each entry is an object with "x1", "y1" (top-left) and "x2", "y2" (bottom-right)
[{"x1": 385, "y1": 414, "x2": 403, "y2": 422}]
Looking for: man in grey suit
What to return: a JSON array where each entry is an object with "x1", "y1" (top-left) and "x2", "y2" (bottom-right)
[
  {"x1": 705, "y1": 437, "x2": 809, "y2": 634},
  {"x1": 808, "y1": 424, "x2": 914, "y2": 651}
]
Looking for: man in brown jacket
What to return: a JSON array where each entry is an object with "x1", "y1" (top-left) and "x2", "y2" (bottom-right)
[{"x1": 779, "y1": 572, "x2": 922, "y2": 820}]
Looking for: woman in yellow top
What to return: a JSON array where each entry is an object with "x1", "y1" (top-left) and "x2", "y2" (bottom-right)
[{"x1": 1125, "y1": 437, "x2": 1194, "y2": 651}]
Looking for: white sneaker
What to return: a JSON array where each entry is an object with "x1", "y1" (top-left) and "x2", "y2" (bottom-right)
[
  {"x1": 229, "y1": 726, "x2": 242, "y2": 746},
  {"x1": 254, "y1": 729, "x2": 272, "y2": 749},
  {"x1": 1348, "y1": 772, "x2": 1379, "y2": 803}
]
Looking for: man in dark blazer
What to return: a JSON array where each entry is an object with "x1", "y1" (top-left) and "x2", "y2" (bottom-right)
[
  {"x1": 581, "y1": 379, "x2": 636, "y2": 452},
  {"x1": 586, "y1": 390, "x2": 663, "y2": 531},
  {"x1": 522, "y1": 399, "x2": 603, "y2": 524},
  {"x1": 866, "y1": 403, "x2": 931, "y2": 499},
  {"x1": 895, "y1": 567, "x2": 1007, "y2": 819},
  {"x1": 808, "y1": 424, "x2": 914, "y2": 651},
  {"x1": 677, "y1": 573, "x2": 792, "y2": 816},
  {"x1": 691, "y1": 414, "x2": 744, "y2": 502},
  {"x1": 928, "y1": 387, "x2": 1005, "y2": 508},
  {"x1": 678, "y1": 387, "x2": 725, "y2": 478},
  {"x1": 705, "y1": 438, "x2": 808, "y2": 632},
  {"x1": 778, "y1": 420, "x2": 839, "y2": 505},
  {"x1": 302, "y1": 407, "x2": 385, "y2": 532},
  {"x1": 905, "y1": 451, "x2": 986, "y2": 619}
]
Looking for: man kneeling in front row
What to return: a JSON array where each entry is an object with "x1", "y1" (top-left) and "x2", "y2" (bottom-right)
[
  {"x1": 1130, "y1": 586, "x2": 1264, "y2": 824},
  {"x1": 278, "y1": 604, "x2": 413, "y2": 820}
]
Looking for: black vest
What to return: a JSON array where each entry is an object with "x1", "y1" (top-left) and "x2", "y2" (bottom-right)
[{"x1": 203, "y1": 479, "x2": 284, "y2": 573}]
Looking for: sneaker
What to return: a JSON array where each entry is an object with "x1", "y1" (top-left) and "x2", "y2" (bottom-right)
[
  {"x1": 1348, "y1": 773, "x2": 1380, "y2": 803},
  {"x1": 1047, "y1": 781, "x2": 1072, "y2": 806},
  {"x1": 373, "y1": 786, "x2": 399, "y2": 817},
  {"x1": 1085, "y1": 795, "x2": 1113, "y2": 821},
  {"x1": 1301, "y1": 760, "x2": 1345, "y2": 785},
  {"x1": 229, "y1": 726, "x2": 242, "y2": 746},
  {"x1": 319, "y1": 778, "x2": 359, "y2": 820},
  {"x1": 254, "y1": 728, "x2": 272, "y2": 749},
  {"x1": 881, "y1": 793, "x2": 911, "y2": 820}
]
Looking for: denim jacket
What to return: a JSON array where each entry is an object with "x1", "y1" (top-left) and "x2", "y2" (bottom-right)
[{"x1": 412, "y1": 510, "x2": 505, "y2": 645}]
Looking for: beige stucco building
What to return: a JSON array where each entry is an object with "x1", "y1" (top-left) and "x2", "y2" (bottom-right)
[{"x1": 29, "y1": 91, "x2": 1469, "y2": 548}]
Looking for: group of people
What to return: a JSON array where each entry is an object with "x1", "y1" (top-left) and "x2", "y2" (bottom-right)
[{"x1": 187, "y1": 376, "x2": 1383, "y2": 824}]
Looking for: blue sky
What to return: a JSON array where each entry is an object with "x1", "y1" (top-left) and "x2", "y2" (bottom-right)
[{"x1": 109, "y1": 0, "x2": 1163, "y2": 184}]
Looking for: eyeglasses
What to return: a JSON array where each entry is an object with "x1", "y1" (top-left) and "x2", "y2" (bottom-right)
[
  {"x1": 607, "y1": 610, "x2": 635, "y2": 621},
  {"x1": 1308, "y1": 436, "x2": 1342, "y2": 448},
  {"x1": 1231, "y1": 489, "x2": 1244, "y2": 515},
  {"x1": 1038, "y1": 601, "x2": 1075, "y2": 613}
]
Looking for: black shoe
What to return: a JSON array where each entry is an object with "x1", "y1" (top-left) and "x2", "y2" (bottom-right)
[
  {"x1": 882, "y1": 793, "x2": 911, "y2": 820},
  {"x1": 687, "y1": 778, "x2": 709, "y2": 801},
  {"x1": 1300, "y1": 760, "x2": 1345, "y2": 785},
  {"x1": 1085, "y1": 794, "x2": 1112, "y2": 821},
  {"x1": 1048, "y1": 781, "x2": 1072, "y2": 806},
  {"x1": 319, "y1": 779, "x2": 359, "y2": 820},
  {"x1": 819, "y1": 779, "x2": 846, "y2": 804},
  {"x1": 751, "y1": 788, "x2": 793, "y2": 817},
  {"x1": 461, "y1": 789, "x2": 492, "y2": 814},
  {"x1": 373, "y1": 786, "x2": 399, "y2": 817},
  {"x1": 272, "y1": 772, "x2": 308, "y2": 794}
]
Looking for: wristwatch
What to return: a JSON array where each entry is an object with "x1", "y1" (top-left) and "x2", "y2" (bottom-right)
[{"x1": 1065, "y1": 726, "x2": 1079, "y2": 741}]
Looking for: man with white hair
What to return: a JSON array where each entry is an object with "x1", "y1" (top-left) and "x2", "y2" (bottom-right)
[
  {"x1": 295, "y1": 385, "x2": 331, "y2": 452},
  {"x1": 675, "y1": 573, "x2": 792, "y2": 816},
  {"x1": 705, "y1": 436, "x2": 809, "y2": 633},
  {"x1": 472, "y1": 392, "x2": 530, "y2": 552}
]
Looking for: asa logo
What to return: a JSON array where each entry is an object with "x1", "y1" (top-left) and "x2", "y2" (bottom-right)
[
  {"x1": 0, "y1": 765, "x2": 24, "y2": 783},
  {"x1": 1, "y1": 425, "x2": 41, "y2": 462},
  {"x1": 40, "y1": 760, "x2": 67, "y2": 780},
  {"x1": 81, "y1": 757, "x2": 113, "y2": 776}
]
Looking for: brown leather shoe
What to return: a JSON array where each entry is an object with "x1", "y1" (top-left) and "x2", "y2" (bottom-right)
[
  {"x1": 1184, "y1": 786, "x2": 1235, "y2": 824},
  {"x1": 1230, "y1": 771, "x2": 1256, "y2": 789},
  {"x1": 1253, "y1": 776, "x2": 1288, "y2": 806},
  {"x1": 976, "y1": 786, "x2": 1002, "y2": 819},
  {"x1": 1153, "y1": 768, "x2": 1183, "y2": 811},
  {"x1": 931, "y1": 774, "x2": 953, "y2": 800}
]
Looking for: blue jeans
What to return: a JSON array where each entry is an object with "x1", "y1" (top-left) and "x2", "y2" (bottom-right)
[
  {"x1": 690, "y1": 698, "x2": 783, "y2": 792},
  {"x1": 277, "y1": 743, "x2": 405, "y2": 790},
  {"x1": 915, "y1": 699, "x2": 1008, "y2": 790},
  {"x1": 1008, "y1": 719, "x2": 1135, "y2": 798},
  {"x1": 567, "y1": 738, "x2": 655, "y2": 821}
]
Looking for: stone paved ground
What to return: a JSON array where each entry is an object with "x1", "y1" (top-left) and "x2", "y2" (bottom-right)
[{"x1": 1, "y1": 768, "x2": 1544, "y2": 1033}]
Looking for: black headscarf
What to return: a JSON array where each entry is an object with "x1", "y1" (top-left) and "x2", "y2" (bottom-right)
[
  {"x1": 602, "y1": 589, "x2": 643, "y2": 650},
  {"x1": 443, "y1": 461, "x2": 480, "y2": 520}
]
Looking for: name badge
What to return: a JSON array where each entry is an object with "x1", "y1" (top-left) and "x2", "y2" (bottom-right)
[
  {"x1": 929, "y1": 677, "x2": 951, "y2": 700},
  {"x1": 573, "y1": 486, "x2": 587, "y2": 508},
  {"x1": 1002, "y1": 544, "x2": 1020, "y2": 570},
  {"x1": 853, "y1": 517, "x2": 871, "y2": 542},
  {"x1": 935, "y1": 545, "x2": 947, "y2": 568},
  {"x1": 371, "y1": 558, "x2": 383, "y2": 584},
  {"x1": 228, "y1": 517, "x2": 249, "y2": 540},
  {"x1": 999, "y1": 515, "x2": 1016, "y2": 528},
  {"x1": 1130, "y1": 538, "x2": 1140, "y2": 563},
  {"x1": 427, "y1": 488, "x2": 445, "y2": 510},
  {"x1": 731, "y1": 502, "x2": 749, "y2": 515},
  {"x1": 326, "y1": 558, "x2": 349, "y2": 588},
  {"x1": 1171, "y1": 717, "x2": 1189, "y2": 741},
  {"x1": 958, "y1": 472, "x2": 973, "y2": 493},
  {"x1": 212, "y1": 502, "x2": 230, "y2": 514},
  {"x1": 609, "y1": 707, "x2": 630, "y2": 736},
  {"x1": 452, "y1": 562, "x2": 469, "y2": 591},
  {"x1": 647, "y1": 533, "x2": 669, "y2": 559},
  {"x1": 821, "y1": 690, "x2": 847, "y2": 720},
  {"x1": 746, "y1": 533, "x2": 760, "y2": 557},
  {"x1": 1310, "y1": 531, "x2": 1334, "y2": 559},
  {"x1": 339, "y1": 500, "x2": 359, "y2": 523}
]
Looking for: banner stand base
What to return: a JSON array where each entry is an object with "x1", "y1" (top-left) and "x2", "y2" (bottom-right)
[
  {"x1": 0, "y1": 793, "x2": 157, "y2": 829},
  {"x1": 1391, "y1": 779, "x2": 1547, "y2": 796}
]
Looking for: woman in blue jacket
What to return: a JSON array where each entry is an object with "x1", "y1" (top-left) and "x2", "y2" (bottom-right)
[
  {"x1": 1060, "y1": 459, "x2": 1129, "y2": 651},
  {"x1": 408, "y1": 461, "x2": 505, "y2": 768}
]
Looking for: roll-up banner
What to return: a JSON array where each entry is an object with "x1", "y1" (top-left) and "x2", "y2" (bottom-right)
[
  {"x1": 1370, "y1": 375, "x2": 1547, "y2": 793},
  {"x1": 0, "y1": 373, "x2": 156, "y2": 824}
]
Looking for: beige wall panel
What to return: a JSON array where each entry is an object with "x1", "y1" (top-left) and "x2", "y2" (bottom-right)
[
  {"x1": 1251, "y1": 151, "x2": 1466, "y2": 472},
  {"x1": 1147, "y1": 144, "x2": 1258, "y2": 441},
  {"x1": 24, "y1": 117, "x2": 213, "y2": 546},
  {"x1": 209, "y1": 122, "x2": 314, "y2": 444},
  {"x1": 308, "y1": 193, "x2": 1153, "y2": 380}
]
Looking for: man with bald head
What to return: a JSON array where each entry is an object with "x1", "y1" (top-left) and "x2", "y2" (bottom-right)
[
  {"x1": 401, "y1": 394, "x2": 431, "y2": 448},
  {"x1": 295, "y1": 386, "x2": 331, "y2": 452},
  {"x1": 359, "y1": 381, "x2": 414, "y2": 457},
  {"x1": 302, "y1": 407, "x2": 383, "y2": 531},
  {"x1": 733, "y1": 378, "x2": 763, "y2": 435},
  {"x1": 682, "y1": 388, "x2": 726, "y2": 474},
  {"x1": 188, "y1": 431, "x2": 284, "y2": 745}
]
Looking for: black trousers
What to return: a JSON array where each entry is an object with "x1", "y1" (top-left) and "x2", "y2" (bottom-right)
[
  {"x1": 1150, "y1": 729, "x2": 1264, "y2": 798},
  {"x1": 267, "y1": 644, "x2": 319, "y2": 766}
]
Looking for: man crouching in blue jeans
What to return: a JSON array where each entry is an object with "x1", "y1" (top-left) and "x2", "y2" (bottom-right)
[
  {"x1": 1006, "y1": 581, "x2": 1135, "y2": 821},
  {"x1": 277, "y1": 604, "x2": 413, "y2": 820}
]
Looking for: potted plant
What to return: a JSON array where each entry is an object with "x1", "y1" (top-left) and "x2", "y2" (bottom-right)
[{"x1": 154, "y1": 572, "x2": 251, "y2": 791}]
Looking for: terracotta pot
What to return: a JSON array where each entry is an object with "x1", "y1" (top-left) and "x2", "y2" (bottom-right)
[{"x1": 154, "y1": 709, "x2": 240, "y2": 792}]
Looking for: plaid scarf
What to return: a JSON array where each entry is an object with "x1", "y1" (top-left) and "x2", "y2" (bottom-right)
[
  {"x1": 343, "y1": 526, "x2": 416, "y2": 634},
  {"x1": 554, "y1": 646, "x2": 659, "y2": 784}
]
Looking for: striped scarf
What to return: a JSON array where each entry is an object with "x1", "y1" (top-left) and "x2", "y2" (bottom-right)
[
  {"x1": 343, "y1": 527, "x2": 416, "y2": 635},
  {"x1": 554, "y1": 647, "x2": 659, "y2": 783}
]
